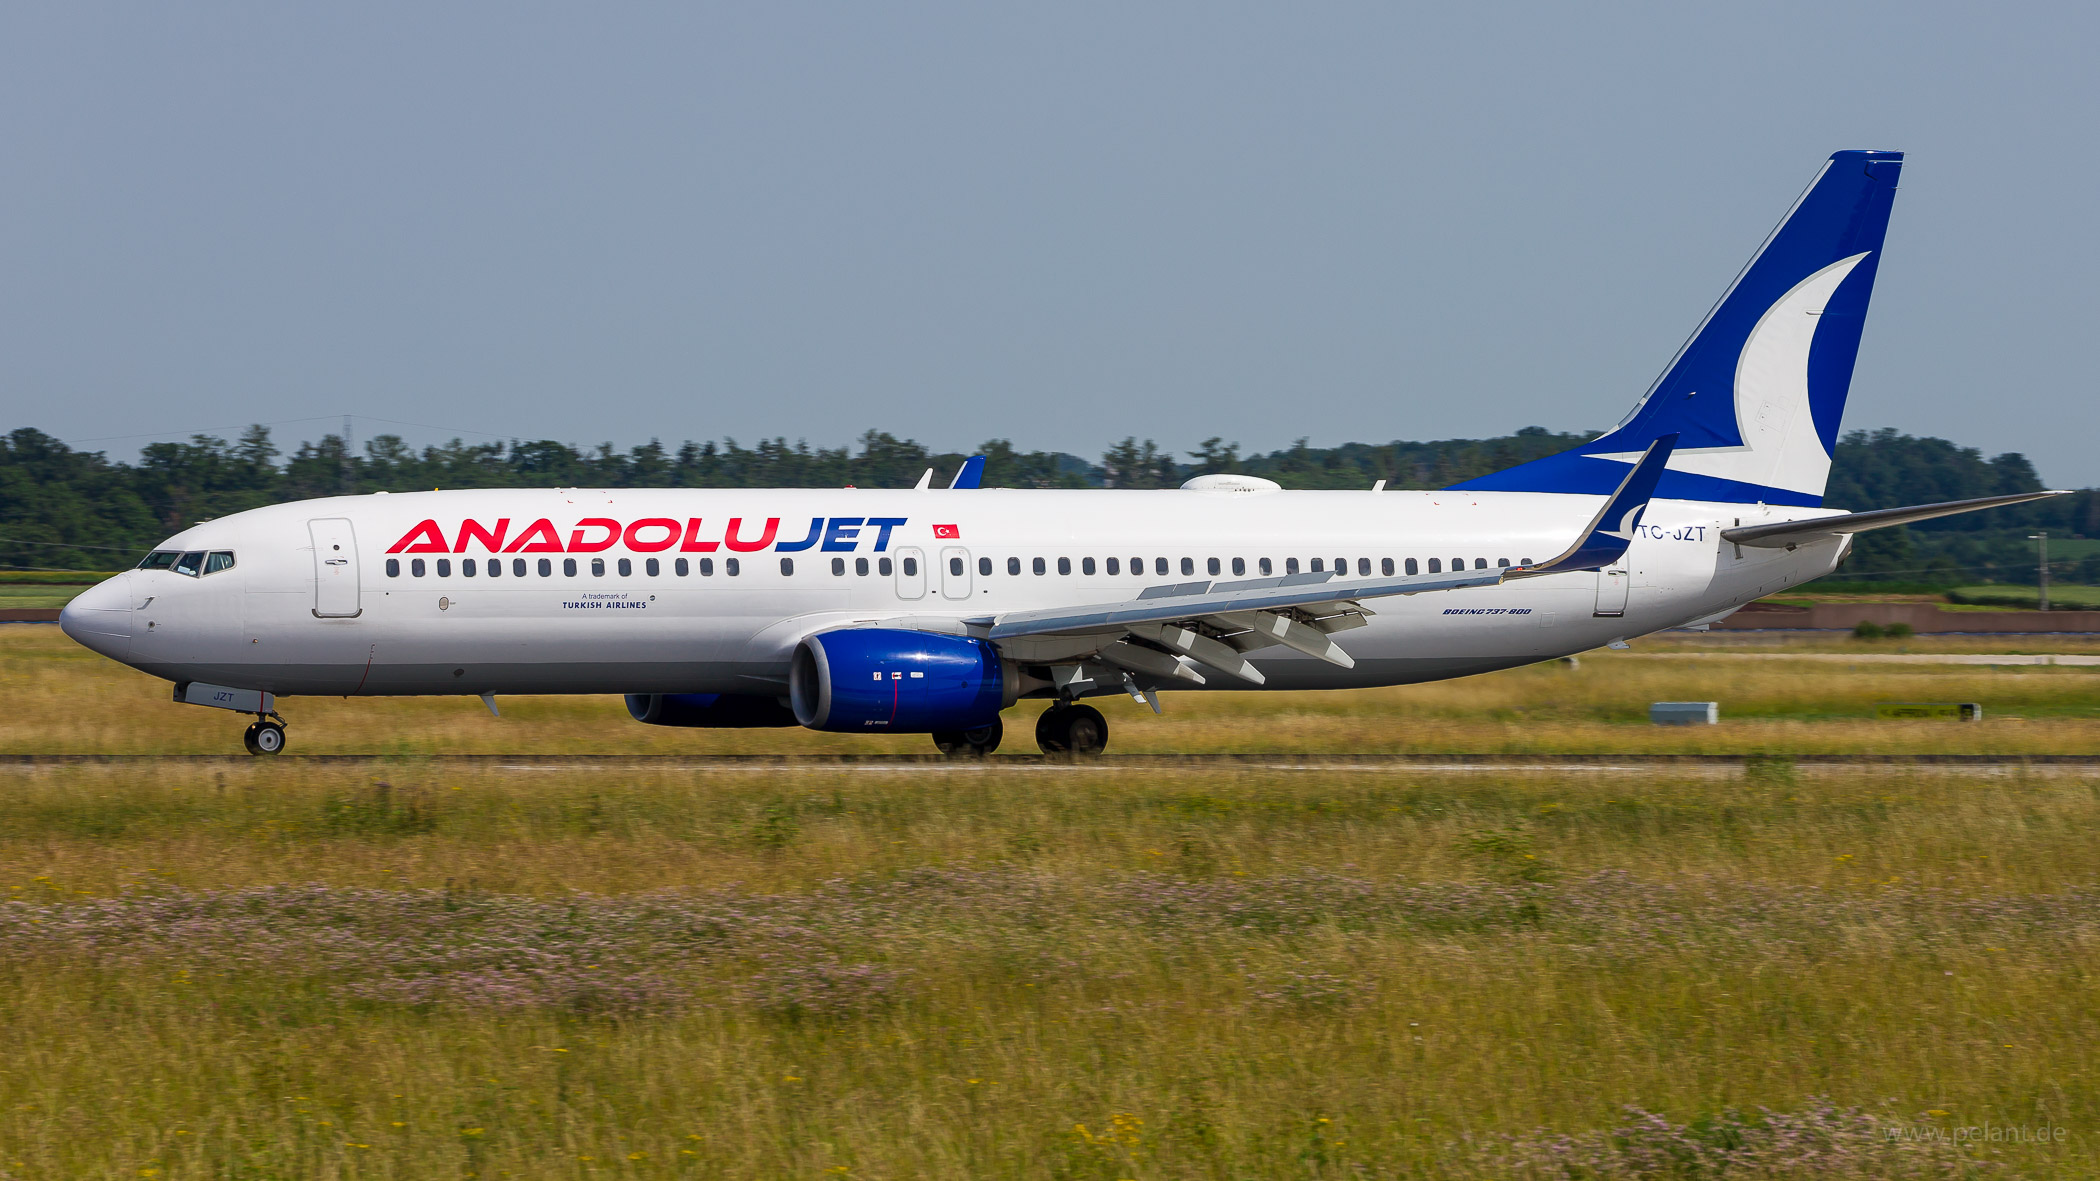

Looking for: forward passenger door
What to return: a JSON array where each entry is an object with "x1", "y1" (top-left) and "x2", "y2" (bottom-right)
[{"x1": 308, "y1": 518, "x2": 362, "y2": 618}]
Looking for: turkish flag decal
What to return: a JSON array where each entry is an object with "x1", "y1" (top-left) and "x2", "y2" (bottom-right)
[{"x1": 932, "y1": 524, "x2": 960, "y2": 539}]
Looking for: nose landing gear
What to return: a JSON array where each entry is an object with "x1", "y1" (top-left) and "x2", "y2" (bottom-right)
[{"x1": 241, "y1": 718, "x2": 288, "y2": 756}]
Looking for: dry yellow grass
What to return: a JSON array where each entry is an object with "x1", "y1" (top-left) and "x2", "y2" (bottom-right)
[
  {"x1": 2, "y1": 624, "x2": 2097, "y2": 1178},
  {"x1": 5, "y1": 624, "x2": 2097, "y2": 755}
]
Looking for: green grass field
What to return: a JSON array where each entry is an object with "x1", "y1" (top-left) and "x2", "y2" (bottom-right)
[
  {"x1": 0, "y1": 584, "x2": 83, "y2": 609},
  {"x1": 1949, "y1": 584, "x2": 2100, "y2": 610},
  {"x1": 1, "y1": 626, "x2": 2097, "y2": 1177}
]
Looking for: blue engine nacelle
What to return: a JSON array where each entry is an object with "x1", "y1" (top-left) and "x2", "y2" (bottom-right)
[
  {"x1": 625, "y1": 692, "x2": 799, "y2": 728},
  {"x1": 789, "y1": 628, "x2": 1010, "y2": 733}
]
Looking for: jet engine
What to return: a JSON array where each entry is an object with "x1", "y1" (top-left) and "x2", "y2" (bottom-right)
[
  {"x1": 625, "y1": 692, "x2": 798, "y2": 728},
  {"x1": 789, "y1": 628, "x2": 1012, "y2": 733}
]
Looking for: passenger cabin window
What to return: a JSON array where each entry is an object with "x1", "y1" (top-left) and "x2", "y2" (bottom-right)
[
  {"x1": 538, "y1": 559, "x2": 553, "y2": 577},
  {"x1": 979, "y1": 556, "x2": 993, "y2": 576},
  {"x1": 1285, "y1": 558, "x2": 1300, "y2": 574},
  {"x1": 949, "y1": 556, "x2": 964, "y2": 576},
  {"x1": 698, "y1": 558, "x2": 714, "y2": 576},
  {"x1": 1232, "y1": 557, "x2": 1245, "y2": 576},
  {"x1": 618, "y1": 558, "x2": 633, "y2": 577},
  {"x1": 726, "y1": 558, "x2": 741, "y2": 576},
  {"x1": 591, "y1": 558, "x2": 605, "y2": 577},
  {"x1": 878, "y1": 557, "x2": 892, "y2": 576},
  {"x1": 1475, "y1": 558, "x2": 1488, "y2": 570},
  {"x1": 1155, "y1": 557, "x2": 1169, "y2": 576},
  {"x1": 860, "y1": 558, "x2": 872, "y2": 576},
  {"x1": 1106, "y1": 557, "x2": 1120, "y2": 575},
  {"x1": 1207, "y1": 557, "x2": 1221, "y2": 575},
  {"x1": 1404, "y1": 558, "x2": 1417, "y2": 575},
  {"x1": 515, "y1": 558, "x2": 529, "y2": 577},
  {"x1": 411, "y1": 559, "x2": 426, "y2": 578},
  {"x1": 1180, "y1": 557, "x2": 1194, "y2": 576},
  {"x1": 486, "y1": 558, "x2": 500, "y2": 578},
  {"x1": 385, "y1": 558, "x2": 400, "y2": 578},
  {"x1": 1007, "y1": 557, "x2": 1020, "y2": 575},
  {"x1": 1359, "y1": 558, "x2": 1372, "y2": 576},
  {"x1": 900, "y1": 557, "x2": 916, "y2": 577},
  {"x1": 1428, "y1": 558, "x2": 1441, "y2": 573},
  {"x1": 781, "y1": 558, "x2": 795, "y2": 576},
  {"x1": 1308, "y1": 558, "x2": 1322, "y2": 573},
  {"x1": 832, "y1": 557, "x2": 846, "y2": 576},
  {"x1": 1082, "y1": 557, "x2": 1096, "y2": 575},
  {"x1": 563, "y1": 558, "x2": 579, "y2": 577},
  {"x1": 1058, "y1": 557, "x2": 1072, "y2": 575},
  {"x1": 1033, "y1": 557, "x2": 1046, "y2": 575},
  {"x1": 462, "y1": 558, "x2": 477, "y2": 577},
  {"x1": 1497, "y1": 558, "x2": 1510, "y2": 568},
  {"x1": 645, "y1": 558, "x2": 659, "y2": 576},
  {"x1": 1380, "y1": 558, "x2": 1393, "y2": 576},
  {"x1": 435, "y1": 558, "x2": 451, "y2": 577},
  {"x1": 676, "y1": 558, "x2": 689, "y2": 576},
  {"x1": 1259, "y1": 557, "x2": 1272, "y2": 575},
  {"x1": 1129, "y1": 557, "x2": 1142, "y2": 574}
]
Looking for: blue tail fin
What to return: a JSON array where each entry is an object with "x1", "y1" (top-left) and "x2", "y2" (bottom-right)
[{"x1": 1454, "y1": 150, "x2": 1903, "y2": 506}]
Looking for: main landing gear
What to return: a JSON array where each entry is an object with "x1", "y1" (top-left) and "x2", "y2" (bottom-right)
[
  {"x1": 1035, "y1": 703, "x2": 1108, "y2": 756},
  {"x1": 242, "y1": 717, "x2": 288, "y2": 756},
  {"x1": 932, "y1": 718, "x2": 1003, "y2": 757}
]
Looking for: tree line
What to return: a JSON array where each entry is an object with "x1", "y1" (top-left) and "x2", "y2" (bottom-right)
[{"x1": 2, "y1": 423, "x2": 2094, "y2": 584}]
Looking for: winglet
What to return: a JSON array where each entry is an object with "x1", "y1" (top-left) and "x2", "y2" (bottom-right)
[
  {"x1": 949, "y1": 455, "x2": 986, "y2": 489},
  {"x1": 1513, "y1": 434, "x2": 1678, "y2": 575}
]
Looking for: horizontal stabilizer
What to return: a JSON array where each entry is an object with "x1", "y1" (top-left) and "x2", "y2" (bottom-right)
[{"x1": 1721, "y1": 490, "x2": 2071, "y2": 548}]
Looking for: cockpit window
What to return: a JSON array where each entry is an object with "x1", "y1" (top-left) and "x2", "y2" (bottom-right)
[
  {"x1": 172, "y1": 552, "x2": 206, "y2": 577},
  {"x1": 204, "y1": 551, "x2": 236, "y2": 574},
  {"x1": 138, "y1": 551, "x2": 180, "y2": 571}
]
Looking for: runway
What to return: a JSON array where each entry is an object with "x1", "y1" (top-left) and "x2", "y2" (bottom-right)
[{"x1": 4, "y1": 753, "x2": 2095, "y2": 774}]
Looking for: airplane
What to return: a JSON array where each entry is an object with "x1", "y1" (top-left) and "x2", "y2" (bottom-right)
[{"x1": 60, "y1": 149, "x2": 2067, "y2": 756}]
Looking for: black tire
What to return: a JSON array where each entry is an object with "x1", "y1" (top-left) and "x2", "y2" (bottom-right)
[
  {"x1": 1036, "y1": 704, "x2": 1108, "y2": 756},
  {"x1": 249, "y1": 720, "x2": 286, "y2": 756},
  {"x1": 934, "y1": 717, "x2": 1004, "y2": 757},
  {"x1": 1061, "y1": 704, "x2": 1107, "y2": 756},
  {"x1": 241, "y1": 723, "x2": 263, "y2": 755},
  {"x1": 963, "y1": 717, "x2": 1002, "y2": 755},
  {"x1": 1035, "y1": 707, "x2": 1069, "y2": 754}
]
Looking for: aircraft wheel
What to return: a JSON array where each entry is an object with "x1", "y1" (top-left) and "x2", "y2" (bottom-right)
[
  {"x1": 245, "y1": 720, "x2": 286, "y2": 756},
  {"x1": 933, "y1": 717, "x2": 1003, "y2": 757},
  {"x1": 963, "y1": 717, "x2": 1002, "y2": 755},
  {"x1": 1036, "y1": 704, "x2": 1107, "y2": 756}
]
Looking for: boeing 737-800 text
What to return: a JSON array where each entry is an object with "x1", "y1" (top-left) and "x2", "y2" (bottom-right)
[{"x1": 59, "y1": 150, "x2": 2065, "y2": 755}]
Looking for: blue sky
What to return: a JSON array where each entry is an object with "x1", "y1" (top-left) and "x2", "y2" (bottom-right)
[{"x1": 4, "y1": 3, "x2": 2095, "y2": 484}]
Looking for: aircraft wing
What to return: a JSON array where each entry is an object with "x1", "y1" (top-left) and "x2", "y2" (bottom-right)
[
  {"x1": 1720, "y1": 489, "x2": 2071, "y2": 548},
  {"x1": 964, "y1": 436, "x2": 1679, "y2": 697}
]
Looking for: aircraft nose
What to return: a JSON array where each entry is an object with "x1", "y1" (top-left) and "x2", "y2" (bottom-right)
[{"x1": 59, "y1": 573, "x2": 133, "y2": 661}]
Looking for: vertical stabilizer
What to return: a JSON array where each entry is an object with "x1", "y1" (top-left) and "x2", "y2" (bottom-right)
[{"x1": 1454, "y1": 150, "x2": 1903, "y2": 506}]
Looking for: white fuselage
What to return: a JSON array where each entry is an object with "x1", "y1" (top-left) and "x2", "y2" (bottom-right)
[{"x1": 60, "y1": 485, "x2": 1846, "y2": 702}]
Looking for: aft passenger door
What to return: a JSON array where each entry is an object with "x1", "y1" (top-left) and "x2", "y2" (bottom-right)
[
  {"x1": 894, "y1": 547, "x2": 926, "y2": 600},
  {"x1": 1593, "y1": 566, "x2": 1628, "y2": 617},
  {"x1": 940, "y1": 546, "x2": 973, "y2": 600},
  {"x1": 309, "y1": 518, "x2": 362, "y2": 618}
]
